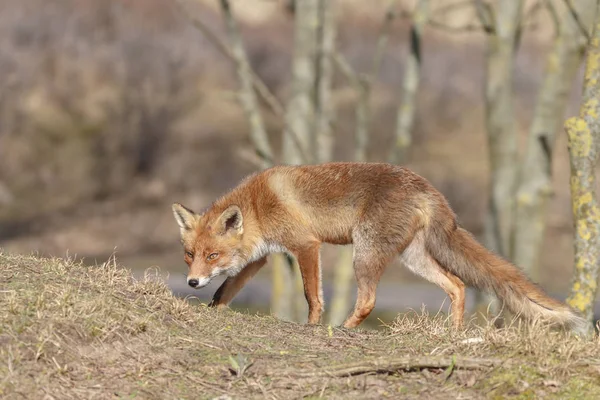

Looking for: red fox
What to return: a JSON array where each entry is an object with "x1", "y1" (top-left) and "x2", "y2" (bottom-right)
[{"x1": 172, "y1": 162, "x2": 586, "y2": 333}]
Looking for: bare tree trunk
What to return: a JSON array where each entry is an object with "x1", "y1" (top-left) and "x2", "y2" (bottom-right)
[
  {"x1": 270, "y1": 253, "x2": 297, "y2": 321},
  {"x1": 474, "y1": 0, "x2": 524, "y2": 321},
  {"x1": 481, "y1": 0, "x2": 524, "y2": 256},
  {"x1": 565, "y1": 0, "x2": 600, "y2": 334},
  {"x1": 327, "y1": 246, "x2": 355, "y2": 326},
  {"x1": 215, "y1": 0, "x2": 294, "y2": 321},
  {"x1": 327, "y1": 2, "x2": 398, "y2": 324},
  {"x1": 333, "y1": 1, "x2": 397, "y2": 163},
  {"x1": 218, "y1": 0, "x2": 273, "y2": 168},
  {"x1": 511, "y1": 0, "x2": 590, "y2": 280},
  {"x1": 315, "y1": 0, "x2": 336, "y2": 163},
  {"x1": 281, "y1": 0, "x2": 320, "y2": 322},
  {"x1": 178, "y1": 0, "x2": 286, "y2": 121},
  {"x1": 312, "y1": 0, "x2": 355, "y2": 326},
  {"x1": 283, "y1": 0, "x2": 318, "y2": 164},
  {"x1": 292, "y1": 253, "x2": 309, "y2": 323},
  {"x1": 324, "y1": 60, "x2": 364, "y2": 322},
  {"x1": 354, "y1": 80, "x2": 370, "y2": 162},
  {"x1": 332, "y1": 53, "x2": 367, "y2": 162},
  {"x1": 215, "y1": 0, "x2": 317, "y2": 322},
  {"x1": 357, "y1": 0, "x2": 398, "y2": 162},
  {"x1": 313, "y1": 0, "x2": 361, "y2": 326},
  {"x1": 389, "y1": 0, "x2": 430, "y2": 164}
]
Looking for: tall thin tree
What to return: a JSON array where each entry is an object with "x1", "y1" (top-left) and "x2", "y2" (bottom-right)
[
  {"x1": 315, "y1": 0, "x2": 337, "y2": 163},
  {"x1": 511, "y1": 0, "x2": 592, "y2": 280},
  {"x1": 564, "y1": 0, "x2": 600, "y2": 335},
  {"x1": 389, "y1": 0, "x2": 430, "y2": 164},
  {"x1": 327, "y1": 0, "x2": 398, "y2": 325},
  {"x1": 473, "y1": 0, "x2": 524, "y2": 321},
  {"x1": 281, "y1": 0, "x2": 320, "y2": 322}
]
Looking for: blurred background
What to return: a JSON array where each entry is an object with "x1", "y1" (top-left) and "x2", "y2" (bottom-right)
[{"x1": 0, "y1": 0, "x2": 597, "y2": 328}]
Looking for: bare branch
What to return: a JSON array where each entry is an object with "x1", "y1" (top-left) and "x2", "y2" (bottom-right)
[
  {"x1": 474, "y1": 0, "x2": 496, "y2": 34},
  {"x1": 523, "y1": 0, "x2": 545, "y2": 22},
  {"x1": 332, "y1": 52, "x2": 369, "y2": 161},
  {"x1": 177, "y1": 1, "x2": 285, "y2": 116},
  {"x1": 431, "y1": 0, "x2": 476, "y2": 17},
  {"x1": 179, "y1": 0, "x2": 312, "y2": 165},
  {"x1": 389, "y1": 0, "x2": 430, "y2": 164},
  {"x1": 218, "y1": 0, "x2": 273, "y2": 168},
  {"x1": 544, "y1": 0, "x2": 560, "y2": 36},
  {"x1": 427, "y1": 19, "x2": 483, "y2": 33},
  {"x1": 399, "y1": 2, "x2": 478, "y2": 33},
  {"x1": 563, "y1": 0, "x2": 592, "y2": 41},
  {"x1": 371, "y1": 0, "x2": 400, "y2": 79},
  {"x1": 332, "y1": 52, "x2": 360, "y2": 88},
  {"x1": 427, "y1": 0, "x2": 541, "y2": 34},
  {"x1": 332, "y1": 0, "x2": 399, "y2": 162},
  {"x1": 334, "y1": 0, "x2": 398, "y2": 85}
]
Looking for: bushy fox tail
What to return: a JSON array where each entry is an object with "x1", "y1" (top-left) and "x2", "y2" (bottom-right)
[{"x1": 426, "y1": 225, "x2": 588, "y2": 335}]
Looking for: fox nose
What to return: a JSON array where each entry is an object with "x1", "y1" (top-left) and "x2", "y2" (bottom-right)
[{"x1": 188, "y1": 279, "x2": 199, "y2": 288}]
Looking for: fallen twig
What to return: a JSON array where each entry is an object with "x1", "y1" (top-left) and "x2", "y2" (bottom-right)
[{"x1": 267, "y1": 356, "x2": 500, "y2": 378}]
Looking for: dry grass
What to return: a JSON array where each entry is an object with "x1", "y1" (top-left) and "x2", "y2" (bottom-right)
[{"x1": 1, "y1": 250, "x2": 599, "y2": 399}]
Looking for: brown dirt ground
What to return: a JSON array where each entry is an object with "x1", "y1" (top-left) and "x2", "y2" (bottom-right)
[{"x1": 2, "y1": 251, "x2": 600, "y2": 399}]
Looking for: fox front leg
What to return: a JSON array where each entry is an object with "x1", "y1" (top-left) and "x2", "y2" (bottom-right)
[
  {"x1": 291, "y1": 243, "x2": 324, "y2": 324},
  {"x1": 208, "y1": 257, "x2": 267, "y2": 307}
]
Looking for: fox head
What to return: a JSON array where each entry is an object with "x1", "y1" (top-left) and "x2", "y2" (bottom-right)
[{"x1": 172, "y1": 202, "x2": 247, "y2": 289}]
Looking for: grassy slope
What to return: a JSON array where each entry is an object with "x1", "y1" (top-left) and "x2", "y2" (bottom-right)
[{"x1": 1, "y1": 251, "x2": 600, "y2": 399}]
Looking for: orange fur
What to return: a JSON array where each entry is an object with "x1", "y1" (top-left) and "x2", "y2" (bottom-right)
[{"x1": 172, "y1": 162, "x2": 586, "y2": 333}]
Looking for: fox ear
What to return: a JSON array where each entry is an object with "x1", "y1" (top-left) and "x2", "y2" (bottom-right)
[
  {"x1": 172, "y1": 203, "x2": 198, "y2": 235},
  {"x1": 216, "y1": 205, "x2": 243, "y2": 235}
]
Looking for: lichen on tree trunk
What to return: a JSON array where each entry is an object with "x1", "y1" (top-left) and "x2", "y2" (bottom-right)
[
  {"x1": 565, "y1": 3, "x2": 600, "y2": 332},
  {"x1": 565, "y1": 118, "x2": 600, "y2": 325}
]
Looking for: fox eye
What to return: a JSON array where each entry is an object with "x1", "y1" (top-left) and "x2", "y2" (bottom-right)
[
  {"x1": 185, "y1": 251, "x2": 194, "y2": 259},
  {"x1": 207, "y1": 253, "x2": 219, "y2": 261}
]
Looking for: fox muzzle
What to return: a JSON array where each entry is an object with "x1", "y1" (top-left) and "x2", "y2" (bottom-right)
[{"x1": 187, "y1": 276, "x2": 210, "y2": 289}]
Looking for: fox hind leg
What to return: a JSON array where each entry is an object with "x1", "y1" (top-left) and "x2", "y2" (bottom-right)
[
  {"x1": 342, "y1": 247, "x2": 394, "y2": 329},
  {"x1": 342, "y1": 221, "x2": 418, "y2": 329},
  {"x1": 400, "y1": 231, "x2": 466, "y2": 329}
]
